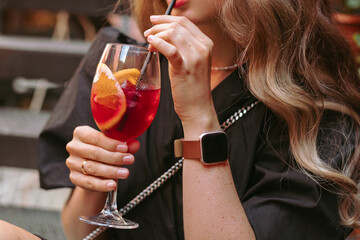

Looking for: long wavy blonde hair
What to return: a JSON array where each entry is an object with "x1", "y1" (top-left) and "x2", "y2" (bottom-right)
[{"x1": 116, "y1": 0, "x2": 360, "y2": 229}]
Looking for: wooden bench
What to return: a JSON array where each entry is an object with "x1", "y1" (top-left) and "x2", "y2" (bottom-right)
[
  {"x1": 0, "y1": 107, "x2": 50, "y2": 169},
  {"x1": 0, "y1": 0, "x2": 120, "y2": 169},
  {"x1": 0, "y1": 35, "x2": 90, "y2": 84},
  {"x1": 0, "y1": 0, "x2": 120, "y2": 83}
]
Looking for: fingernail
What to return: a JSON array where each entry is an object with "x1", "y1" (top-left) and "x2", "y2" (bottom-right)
[
  {"x1": 150, "y1": 15, "x2": 159, "y2": 21},
  {"x1": 147, "y1": 35, "x2": 154, "y2": 42},
  {"x1": 144, "y1": 29, "x2": 150, "y2": 37},
  {"x1": 116, "y1": 144, "x2": 127, "y2": 152},
  {"x1": 107, "y1": 181, "x2": 116, "y2": 189},
  {"x1": 117, "y1": 169, "x2": 129, "y2": 178},
  {"x1": 123, "y1": 155, "x2": 134, "y2": 164}
]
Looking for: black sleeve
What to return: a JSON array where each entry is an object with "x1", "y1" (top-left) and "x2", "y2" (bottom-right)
[
  {"x1": 241, "y1": 112, "x2": 351, "y2": 240},
  {"x1": 38, "y1": 27, "x2": 137, "y2": 189}
]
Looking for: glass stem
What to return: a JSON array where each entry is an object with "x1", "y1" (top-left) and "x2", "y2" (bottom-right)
[{"x1": 102, "y1": 179, "x2": 121, "y2": 216}]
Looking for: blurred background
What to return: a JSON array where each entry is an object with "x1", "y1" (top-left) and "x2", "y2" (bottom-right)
[
  {"x1": 0, "y1": 0, "x2": 359, "y2": 239},
  {"x1": 0, "y1": 0, "x2": 143, "y2": 239}
]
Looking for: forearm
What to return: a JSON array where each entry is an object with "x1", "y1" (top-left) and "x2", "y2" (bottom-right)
[
  {"x1": 62, "y1": 187, "x2": 107, "y2": 240},
  {"x1": 182, "y1": 120, "x2": 256, "y2": 240},
  {"x1": 0, "y1": 220, "x2": 41, "y2": 240}
]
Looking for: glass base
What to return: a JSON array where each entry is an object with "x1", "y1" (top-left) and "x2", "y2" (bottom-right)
[{"x1": 79, "y1": 213, "x2": 139, "y2": 229}]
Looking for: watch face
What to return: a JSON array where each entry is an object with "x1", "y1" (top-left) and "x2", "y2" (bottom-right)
[{"x1": 201, "y1": 131, "x2": 228, "y2": 164}]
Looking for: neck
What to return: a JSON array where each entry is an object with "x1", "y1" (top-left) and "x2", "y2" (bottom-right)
[{"x1": 198, "y1": 23, "x2": 238, "y2": 89}]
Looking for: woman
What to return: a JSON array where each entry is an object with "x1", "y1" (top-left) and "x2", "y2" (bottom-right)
[{"x1": 38, "y1": 0, "x2": 360, "y2": 239}]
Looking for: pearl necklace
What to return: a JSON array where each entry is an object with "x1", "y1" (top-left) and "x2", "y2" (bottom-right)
[{"x1": 211, "y1": 63, "x2": 239, "y2": 71}]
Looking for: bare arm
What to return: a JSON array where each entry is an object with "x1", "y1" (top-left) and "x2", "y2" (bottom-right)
[
  {"x1": 62, "y1": 126, "x2": 139, "y2": 240},
  {"x1": 62, "y1": 188, "x2": 107, "y2": 240},
  {"x1": 0, "y1": 220, "x2": 41, "y2": 240},
  {"x1": 145, "y1": 15, "x2": 255, "y2": 239},
  {"x1": 182, "y1": 122, "x2": 255, "y2": 239}
]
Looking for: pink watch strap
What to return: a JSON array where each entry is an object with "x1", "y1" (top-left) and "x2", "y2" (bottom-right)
[{"x1": 174, "y1": 139, "x2": 201, "y2": 159}]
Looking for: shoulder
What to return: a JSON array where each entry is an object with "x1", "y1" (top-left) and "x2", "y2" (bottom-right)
[
  {"x1": 82, "y1": 27, "x2": 143, "y2": 77},
  {"x1": 95, "y1": 27, "x2": 138, "y2": 44},
  {"x1": 86, "y1": 27, "x2": 139, "y2": 57}
]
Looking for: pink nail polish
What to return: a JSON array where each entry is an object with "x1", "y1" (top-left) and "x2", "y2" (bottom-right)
[
  {"x1": 117, "y1": 169, "x2": 129, "y2": 178},
  {"x1": 123, "y1": 155, "x2": 134, "y2": 164},
  {"x1": 107, "y1": 182, "x2": 116, "y2": 189},
  {"x1": 116, "y1": 144, "x2": 127, "y2": 152},
  {"x1": 147, "y1": 35, "x2": 154, "y2": 42},
  {"x1": 150, "y1": 15, "x2": 159, "y2": 21}
]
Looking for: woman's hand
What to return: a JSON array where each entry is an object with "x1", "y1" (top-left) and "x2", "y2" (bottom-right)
[
  {"x1": 65, "y1": 125, "x2": 140, "y2": 192},
  {"x1": 144, "y1": 15, "x2": 217, "y2": 129}
]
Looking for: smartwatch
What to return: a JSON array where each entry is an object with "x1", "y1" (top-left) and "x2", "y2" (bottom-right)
[{"x1": 174, "y1": 130, "x2": 228, "y2": 165}]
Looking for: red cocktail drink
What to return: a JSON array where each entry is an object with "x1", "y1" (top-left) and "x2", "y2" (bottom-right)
[
  {"x1": 90, "y1": 64, "x2": 160, "y2": 142},
  {"x1": 81, "y1": 43, "x2": 160, "y2": 229}
]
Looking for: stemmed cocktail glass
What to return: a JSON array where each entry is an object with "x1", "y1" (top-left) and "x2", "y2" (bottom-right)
[{"x1": 79, "y1": 43, "x2": 160, "y2": 229}]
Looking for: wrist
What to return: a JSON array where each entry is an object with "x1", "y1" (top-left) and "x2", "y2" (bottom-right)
[
  {"x1": 175, "y1": 130, "x2": 228, "y2": 165},
  {"x1": 75, "y1": 187, "x2": 107, "y2": 204},
  {"x1": 182, "y1": 117, "x2": 221, "y2": 140}
]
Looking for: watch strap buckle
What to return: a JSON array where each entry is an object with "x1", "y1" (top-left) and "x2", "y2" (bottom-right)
[
  {"x1": 174, "y1": 139, "x2": 183, "y2": 158},
  {"x1": 174, "y1": 139, "x2": 201, "y2": 159}
]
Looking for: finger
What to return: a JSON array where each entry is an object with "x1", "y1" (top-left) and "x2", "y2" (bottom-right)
[
  {"x1": 145, "y1": 21, "x2": 207, "y2": 54},
  {"x1": 150, "y1": 15, "x2": 213, "y2": 51},
  {"x1": 150, "y1": 15, "x2": 205, "y2": 39},
  {"x1": 144, "y1": 23, "x2": 183, "y2": 39},
  {"x1": 127, "y1": 140, "x2": 140, "y2": 154},
  {"x1": 66, "y1": 157, "x2": 130, "y2": 179},
  {"x1": 73, "y1": 126, "x2": 127, "y2": 152},
  {"x1": 145, "y1": 22, "x2": 213, "y2": 70},
  {"x1": 144, "y1": 23, "x2": 178, "y2": 53},
  {"x1": 146, "y1": 35, "x2": 184, "y2": 68},
  {"x1": 148, "y1": 33, "x2": 208, "y2": 74},
  {"x1": 149, "y1": 26, "x2": 199, "y2": 58},
  {"x1": 69, "y1": 171, "x2": 118, "y2": 192},
  {"x1": 66, "y1": 139, "x2": 134, "y2": 166}
]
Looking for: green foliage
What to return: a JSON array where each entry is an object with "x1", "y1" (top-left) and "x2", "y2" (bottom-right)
[
  {"x1": 345, "y1": 0, "x2": 360, "y2": 9},
  {"x1": 335, "y1": 0, "x2": 360, "y2": 13}
]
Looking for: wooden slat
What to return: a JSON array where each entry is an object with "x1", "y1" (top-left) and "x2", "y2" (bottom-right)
[
  {"x1": 0, "y1": 108, "x2": 50, "y2": 169},
  {"x1": 2, "y1": 0, "x2": 119, "y2": 16},
  {"x1": 0, "y1": 135, "x2": 39, "y2": 169},
  {"x1": 0, "y1": 35, "x2": 90, "y2": 83},
  {"x1": 0, "y1": 35, "x2": 90, "y2": 54},
  {"x1": 0, "y1": 107, "x2": 50, "y2": 138}
]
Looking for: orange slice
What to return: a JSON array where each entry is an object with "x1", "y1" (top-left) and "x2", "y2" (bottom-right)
[
  {"x1": 91, "y1": 63, "x2": 127, "y2": 131},
  {"x1": 114, "y1": 68, "x2": 140, "y2": 86}
]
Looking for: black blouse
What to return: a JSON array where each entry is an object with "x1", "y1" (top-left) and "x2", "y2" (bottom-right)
[{"x1": 38, "y1": 27, "x2": 351, "y2": 240}]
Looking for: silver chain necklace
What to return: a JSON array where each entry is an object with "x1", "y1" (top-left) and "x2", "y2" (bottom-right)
[
  {"x1": 211, "y1": 63, "x2": 239, "y2": 71},
  {"x1": 83, "y1": 100, "x2": 260, "y2": 240}
]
